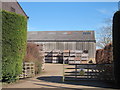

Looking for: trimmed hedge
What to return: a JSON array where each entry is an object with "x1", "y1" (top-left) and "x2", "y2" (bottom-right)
[
  {"x1": 113, "y1": 11, "x2": 120, "y2": 85},
  {"x1": 2, "y1": 10, "x2": 27, "y2": 82},
  {"x1": 96, "y1": 43, "x2": 113, "y2": 64}
]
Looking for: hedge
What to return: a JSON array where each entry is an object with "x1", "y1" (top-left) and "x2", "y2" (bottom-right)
[
  {"x1": 113, "y1": 11, "x2": 120, "y2": 85},
  {"x1": 2, "y1": 10, "x2": 27, "y2": 82}
]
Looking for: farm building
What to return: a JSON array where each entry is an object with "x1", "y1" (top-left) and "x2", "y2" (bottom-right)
[
  {"x1": 1, "y1": 1, "x2": 28, "y2": 18},
  {"x1": 27, "y1": 31, "x2": 96, "y2": 64}
]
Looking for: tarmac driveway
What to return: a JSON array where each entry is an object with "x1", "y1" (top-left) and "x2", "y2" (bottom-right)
[{"x1": 3, "y1": 63, "x2": 119, "y2": 89}]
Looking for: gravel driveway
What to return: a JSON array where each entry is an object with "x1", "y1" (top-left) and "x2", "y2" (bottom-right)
[{"x1": 3, "y1": 63, "x2": 118, "y2": 89}]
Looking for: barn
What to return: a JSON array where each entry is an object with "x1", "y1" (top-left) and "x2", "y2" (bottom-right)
[{"x1": 27, "y1": 31, "x2": 96, "y2": 64}]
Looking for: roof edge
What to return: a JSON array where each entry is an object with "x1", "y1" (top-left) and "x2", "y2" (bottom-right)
[
  {"x1": 16, "y1": 0, "x2": 29, "y2": 18},
  {"x1": 28, "y1": 30, "x2": 95, "y2": 32},
  {"x1": 27, "y1": 40, "x2": 96, "y2": 42}
]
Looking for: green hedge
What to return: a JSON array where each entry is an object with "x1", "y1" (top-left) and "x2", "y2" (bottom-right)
[
  {"x1": 113, "y1": 11, "x2": 120, "y2": 85},
  {"x1": 2, "y1": 10, "x2": 27, "y2": 82}
]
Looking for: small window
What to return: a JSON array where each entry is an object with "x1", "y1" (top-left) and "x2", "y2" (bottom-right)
[
  {"x1": 63, "y1": 32, "x2": 67, "y2": 34},
  {"x1": 83, "y1": 32, "x2": 91, "y2": 35},
  {"x1": 63, "y1": 32, "x2": 72, "y2": 35},
  {"x1": 11, "y1": 7, "x2": 15, "y2": 12}
]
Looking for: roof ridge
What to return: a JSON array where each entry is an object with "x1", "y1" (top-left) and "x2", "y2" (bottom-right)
[{"x1": 28, "y1": 30, "x2": 94, "y2": 32}]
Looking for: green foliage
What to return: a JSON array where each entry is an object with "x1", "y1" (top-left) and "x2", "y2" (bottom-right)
[
  {"x1": 2, "y1": 10, "x2": 27, "y2": 83},
  {"x1": 113, "y1": 11, "x2": 120, "y2": 85}
]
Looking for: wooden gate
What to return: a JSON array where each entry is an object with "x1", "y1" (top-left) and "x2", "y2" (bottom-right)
[{"x1": 63, "y1": 63, "x2": 114, "y2": 82}]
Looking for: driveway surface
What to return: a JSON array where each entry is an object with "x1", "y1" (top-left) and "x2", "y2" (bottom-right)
[{"x1": 3, "y1": 63, "x2": 119, "y2": 89}]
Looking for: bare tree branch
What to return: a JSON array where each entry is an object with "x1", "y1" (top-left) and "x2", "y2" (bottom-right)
[{"x1": 97, "y1": 18, "x2": 112, "y2": 48}]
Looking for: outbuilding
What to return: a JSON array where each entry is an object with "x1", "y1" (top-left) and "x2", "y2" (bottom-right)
[{"x1": 28, "y1": 31, "x2": 96, "y2": 64}]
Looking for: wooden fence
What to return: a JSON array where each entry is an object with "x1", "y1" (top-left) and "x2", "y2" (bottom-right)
[{"x1": 63, "y1": 63, "x2": 114, "y2": 82}]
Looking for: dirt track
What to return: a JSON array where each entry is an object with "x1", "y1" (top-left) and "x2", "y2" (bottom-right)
[{"x1": 3, "y1": 63, "x2": 118, "y2": 89}]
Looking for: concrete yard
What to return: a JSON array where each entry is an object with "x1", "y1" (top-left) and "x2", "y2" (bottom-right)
[{"x1": 3, "y1": 63, "x2": 119, "y2": 89}]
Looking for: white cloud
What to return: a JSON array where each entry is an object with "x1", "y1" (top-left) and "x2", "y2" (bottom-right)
[
  {"x1": 96, "y1": 8, "x2": 117, "y2": 16},
  {"x1": 97, "y1": 9, "x2": 108, "y2": 14}
]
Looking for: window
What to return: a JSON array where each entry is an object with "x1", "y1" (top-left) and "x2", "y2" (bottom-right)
[
  {"x1": 83, "y1": 32, "x2": 91, "y2": 35},
  {"x1": 11, "y1": 7, "x2": 15, "y2": 12},
  {"x1": 63, "y1": 32, "x2": 72, "y2": 35}
]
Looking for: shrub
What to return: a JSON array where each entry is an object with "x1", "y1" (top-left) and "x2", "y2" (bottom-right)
[
  {"x1": 113, "y1": 11, "x2": 120, "y2": 85},
  {"x1": 2, "y1": 10, "x2": 27, "y2": 83},
  {"x1": 96, "y1": 43, "x2": 113, "y2": 64},
  {"x1": 24, "y1": 43, "x2": 43, "y2": 74}
]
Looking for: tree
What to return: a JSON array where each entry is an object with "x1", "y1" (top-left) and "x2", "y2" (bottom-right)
[{"x1": 97, "y1": 19, "x2": 112, "y2": 49}]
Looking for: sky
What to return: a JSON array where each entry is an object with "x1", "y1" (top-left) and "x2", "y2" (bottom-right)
[
  {"x1": 17, "y1": 0, "x2": 120, "y2": 2},
  {"x1": 19, "y1": 2, "x2": 118, "y2": 40}
]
